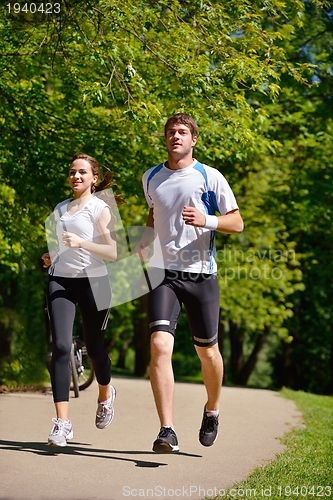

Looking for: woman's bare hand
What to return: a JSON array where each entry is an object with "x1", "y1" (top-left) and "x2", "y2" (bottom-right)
[
  {"x1": 62, "y1": 232, "x2": 83, "y2": 248},
  {"x1": 41, "y1": 253, "x2": 52, "y2": 268}
]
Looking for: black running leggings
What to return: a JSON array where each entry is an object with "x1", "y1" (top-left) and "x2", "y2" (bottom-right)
[{"x1": 47, "y1": 275, "x2": 112, "y2": 403}]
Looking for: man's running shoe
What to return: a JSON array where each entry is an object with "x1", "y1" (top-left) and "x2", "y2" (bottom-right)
[
  {"x1": 47, "y1": 418, "x2": 73, "y2": 447},
  {"x1": 95, "y1": 385, "x2": 116, "y2": 429},
  {"x1": 153, "y1": 426, "x2": 179, "y2": 453},
  {"x1": 199, "y1": 407, "x2": 219, "y2": 447}
]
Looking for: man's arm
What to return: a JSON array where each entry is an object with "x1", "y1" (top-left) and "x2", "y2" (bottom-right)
[
  {"x1": 182, "y1": 206, "x2": 244, "y2": 234},
  {"x1": 134, "y1": 208, "x2": 155, "y2": 260},
  {"x1": 215, "y1": 209, "x2": 244, "y2": 234},
  {"x1": 144, "y1": 208, "x2": 154, "y2": 229}
]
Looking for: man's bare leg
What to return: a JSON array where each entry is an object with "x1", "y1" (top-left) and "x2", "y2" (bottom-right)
[
  {"x1": 195, "y1": 343, "x2": 223, "y2": 410},
  {"x1": 150, "y1": 331, "x2": 175, "y2": 427},
  {"x1": 150, "y1": 331, "x2": 179, "y2": 452},
  {"x1": 195, "y1": 343, "x2": 223, "y2": 446}
]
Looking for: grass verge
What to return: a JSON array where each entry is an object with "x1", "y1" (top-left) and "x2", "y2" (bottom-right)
[{"x1": 210, "y1": 388, "x2": 333, "y2": 500}]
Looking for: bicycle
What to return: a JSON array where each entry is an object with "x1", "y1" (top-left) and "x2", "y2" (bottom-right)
[
  {"x1": 45, "y1": 304, "x2": 95, "y2": 397},
  {"x1": 46, "y1": 335, "x2": 95, "y2": 398},
  {"x1": 70, "y1": 336, "x2": 95, "y2": 397}
]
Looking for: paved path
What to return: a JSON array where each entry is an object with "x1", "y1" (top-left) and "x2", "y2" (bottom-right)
[{"x1": 0, "y1": 377, "x2": 302, "y2": 500}]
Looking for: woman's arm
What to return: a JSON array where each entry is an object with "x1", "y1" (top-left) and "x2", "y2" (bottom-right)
[{"x1": 62, "y1": 207, "x2": 117, "y2": 261}]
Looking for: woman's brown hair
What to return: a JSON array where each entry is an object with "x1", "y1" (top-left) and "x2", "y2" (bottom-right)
[{"x1": 70, "y1": 152, "x2": 125, "y2": 207}]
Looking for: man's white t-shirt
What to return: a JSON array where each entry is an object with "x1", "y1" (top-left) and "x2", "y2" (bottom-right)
[
  {"x1": 142, "y1": 159, "x2": 239, "y2": 274},
  {"x1": 49, "y1": 196, "x2": 109, "y2": 278}
]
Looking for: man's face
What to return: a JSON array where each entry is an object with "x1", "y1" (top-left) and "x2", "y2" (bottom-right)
[{"x1": 165, "y1": 123, "x2": 197, "y2": 158}]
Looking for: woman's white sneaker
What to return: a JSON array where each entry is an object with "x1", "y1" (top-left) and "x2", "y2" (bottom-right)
[
  {"x1": 95, "y1": 385, "x2": 116, "y2": 429},
  {"x1": 47, "y1": 418, "x2": 73, "y2": 447}
]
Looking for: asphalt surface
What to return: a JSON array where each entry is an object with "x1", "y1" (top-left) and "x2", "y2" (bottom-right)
[{"x1": 0, "y1": 377, "x2": 302, "y2": 500}]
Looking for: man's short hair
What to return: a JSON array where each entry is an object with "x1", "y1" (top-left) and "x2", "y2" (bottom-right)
[{"x1": 164, "y1": 113, "x2": 199, "y2": 138}]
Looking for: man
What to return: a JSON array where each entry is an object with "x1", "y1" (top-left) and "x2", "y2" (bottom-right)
[{"x1": 135, "y1": 113, "x2": 243, "y2": 453}]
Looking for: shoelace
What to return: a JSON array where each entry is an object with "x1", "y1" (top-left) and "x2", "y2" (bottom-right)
[
  {"x1": 96, "y1": 400, "x2": 112, "y2": 417},
  {"x1": 50, "y1": 418, "x2": 67, "y2": 435},
  {"x1": 202, "y1": 415, "x2": 218, "y2": 433},
  {"x1": 159, "y1": 427, "x2": 174, "y2": 438}
]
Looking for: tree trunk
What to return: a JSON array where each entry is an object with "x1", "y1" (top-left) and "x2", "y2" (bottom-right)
[
  {"x1": 329, "y1": 331, "x2": 333, "y2": 394},
  {"x1": 116, "y1": 337, "x2": 133, "y2": 369},
  {"x1": 229, "y1": 320, "x2": 245, "y2": 383},
  {"x1": 133, "y1": 293, "x2": 150, "y2": 377},
  {"x1": 236, "y1": 327, "x2": 270, "y2": 385},
  {"x1": 42, "y1": 72, "x2": 51, "y2": 93}
]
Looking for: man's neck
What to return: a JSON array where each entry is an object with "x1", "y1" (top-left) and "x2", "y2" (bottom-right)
[{"x1": 166, "y1": 155, "x2": 195, "y2": 171}]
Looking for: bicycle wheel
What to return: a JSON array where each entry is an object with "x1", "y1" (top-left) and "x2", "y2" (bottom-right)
[
  {"x1": 70, "y1": 343, "x2": 80, "y2": 398},
  {"x1": 71, "y1": 337, "x2": 95, "y2": 391}
]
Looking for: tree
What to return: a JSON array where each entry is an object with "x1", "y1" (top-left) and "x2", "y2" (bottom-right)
[
  {"x1": 0, "y1": 0, "x2": 330, "y2": 389},
  {"x1": 252, "y1": 1, "x2": 333, "y2": 394}
]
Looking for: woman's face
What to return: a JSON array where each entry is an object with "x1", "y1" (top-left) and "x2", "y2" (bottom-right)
[{"x1": 69, "y1": 159, "x2": 98, "y2": 197}]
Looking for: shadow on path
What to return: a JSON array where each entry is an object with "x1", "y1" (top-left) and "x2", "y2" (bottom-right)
[{"x1": 0, "y1": 439, "x2": 202, "y2": 468}]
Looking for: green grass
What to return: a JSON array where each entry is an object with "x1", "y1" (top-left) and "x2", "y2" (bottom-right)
[{"x1": 210, "y1": 389, "x2": 333, "y2": 500}]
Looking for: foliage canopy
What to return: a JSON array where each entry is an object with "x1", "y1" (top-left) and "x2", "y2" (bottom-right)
[{"x1": 0, "y1": 0, "x2": 332, "y2": 393}]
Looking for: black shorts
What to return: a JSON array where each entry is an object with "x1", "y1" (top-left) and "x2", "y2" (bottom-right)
[{"x1": 148, "y1": 270, "x2": 220, "y2": 347}]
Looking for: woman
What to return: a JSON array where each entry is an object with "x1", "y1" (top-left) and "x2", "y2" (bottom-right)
[{"x1": 42, "y1": 152, "x2": 121, "y2": 447}]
